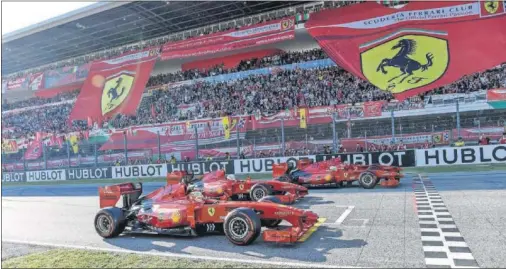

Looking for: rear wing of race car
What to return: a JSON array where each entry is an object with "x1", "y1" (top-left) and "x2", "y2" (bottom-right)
[
  {"x1": 167, "y1": 171, "x2": 185, "y2": 185},
  {"x1": 98, "y1": 182, "x2": 142, "y2": 209},
  {"x1": 272, "y1": 159, "x2": 315, "y2": 178}
]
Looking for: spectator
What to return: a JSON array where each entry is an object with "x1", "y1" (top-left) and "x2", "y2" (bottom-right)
[
  {"x1": 478, "y1": 134, "x2": 490, "y2": 145},
  {"x1": 454, "y1": 137, "x2": 465, "y2": 147},
  {"x1": 499, "y1": 133, "x2": 506, "y2": 144}
]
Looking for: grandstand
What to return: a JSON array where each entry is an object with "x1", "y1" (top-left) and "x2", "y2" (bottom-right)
[{"x1": 2, "y1": 1, "x2": 505, "y2": 171}]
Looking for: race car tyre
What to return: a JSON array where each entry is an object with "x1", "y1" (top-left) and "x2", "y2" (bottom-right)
[
  {"x1": 94, "y1": 207, "x2": 126, "y2": 238},
  {"x1": 249, "y1": 184, "x2": 272, "y2": 201},
  {"x1": 224, "y1": 208, "x2": 261, "y2": 246},
  {"x1": 358, "y1": 172, "x2": 378, "y2": 189}
]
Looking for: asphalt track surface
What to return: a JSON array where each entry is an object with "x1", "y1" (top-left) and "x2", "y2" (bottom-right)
[{"x1": 3, "y1": 171, "x2": 506, "y2": 268}]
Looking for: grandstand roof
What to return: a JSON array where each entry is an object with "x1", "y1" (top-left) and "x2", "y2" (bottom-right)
[{"x1": 2, "y1": 1, "x2": 307, "y2": 75}]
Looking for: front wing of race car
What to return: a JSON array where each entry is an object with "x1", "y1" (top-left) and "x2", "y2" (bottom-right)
[{"x1": 257, "y1": 204, "x2": 324, "y2": 243}]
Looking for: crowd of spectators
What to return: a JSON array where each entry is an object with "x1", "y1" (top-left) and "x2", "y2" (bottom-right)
[
  {"x1": 2, "y1": 52, "x2": 505, "y2": 140},
  {"x1": 146, "y1": 49, "x2": 328, "y2": 88},
  {"x1": 2, "y1": 89, "x2": 80, "y2": 112}
]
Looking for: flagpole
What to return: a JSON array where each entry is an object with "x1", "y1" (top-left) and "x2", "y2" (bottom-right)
[
  {"x1": 67, "y1": 140, "x2": 71, "y2": 168},
  {"x1": 194, "y1": 125, "x2": 199, "y2": 160},
  {"x1": 43, "y1": 143, "x2": 47, "y2": 170},
  {"x1": 123, "y1": 132, "x2": 128, "y2": 164},
  {"x1": 236, "y1": 126, "x2": 240, "y2": 159}
]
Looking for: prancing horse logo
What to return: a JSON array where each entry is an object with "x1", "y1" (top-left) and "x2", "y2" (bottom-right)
[
  {"x1": 101, "y1": 72, "x2": 134, "y2": 115},
  {"x1": 376, "y1": 39, "x2": 434, "y2": 84},
  {"x1": 360, "y1": 34, "x2": 449, "y2": 94},
  {"x1": 207, "y1": 207, "x2": 216, "y2": 217}
]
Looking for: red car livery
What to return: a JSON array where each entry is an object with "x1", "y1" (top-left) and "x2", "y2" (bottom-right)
[
  {"x1": 273, "y1": 158, "x2": 404, "y2": 189},
  {"x1": 95, "y1": 178, "x2": 322, "y2": 245},
  {"x1": 166, "y1": 170, "x2": 308, "y2": 204}
]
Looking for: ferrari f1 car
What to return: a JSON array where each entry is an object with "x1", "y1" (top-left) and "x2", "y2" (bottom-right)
[
  {"x1": 273, "y1": 158, "x2": 404, "y2": 189},
  {"x1": 166, "y1": 170, "x2": 308, "y2": 204},
  {"x1": 95, "y1": 175, "x2": 321, "y2": 246}
]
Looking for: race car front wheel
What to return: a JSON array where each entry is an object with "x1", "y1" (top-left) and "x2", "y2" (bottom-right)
[
  {"x1": 249, "y1": 184, "x2": 272, "y2": 201},
  {"x1": 358, "y1": 172, "x2": 378, "y2": 189},
  {"x1": 224, "y1": 208, "x2": 261, "y2": 246},
  {"x1": 94, "y1": 207, "x2": 126, "y2": 238}
]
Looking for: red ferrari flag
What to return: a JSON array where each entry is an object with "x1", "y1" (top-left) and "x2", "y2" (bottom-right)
[
  {"x1": 69, "y1": 48, "x2": 159, "y2": 121},
  {"x1": 305, "y1": 1, "x2": 506, "y2": 100}
]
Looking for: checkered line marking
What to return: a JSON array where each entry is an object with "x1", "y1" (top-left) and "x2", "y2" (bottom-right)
[{"x1": 413, "y1": 175, "x2": 479, "y2": 268}]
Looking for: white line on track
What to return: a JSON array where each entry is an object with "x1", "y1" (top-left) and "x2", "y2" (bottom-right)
[
  {"x1": 335, "y1": 206, "x2": 355, "y2": 225},
  {"x1": 3, "y1": 239, "x2": 366, "y2": 269}
]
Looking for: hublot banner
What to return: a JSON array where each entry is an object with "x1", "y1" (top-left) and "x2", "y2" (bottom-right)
[
  {"x1": 2, "y1": 172, "x2": 26, "y2": 182},
  {"x1": 168, "y1": 161, "x2": 234, "y2": 175},
  {"x1": 316, "y1": 151, "x2": 416, "y2": 167},
  {"x1": 67, "y1": 167, "x2": 112, "y2": 180},
  {"x1": 415, "y1": 145, "x2": 506, "y2": 166},
  {"x1": 112, "y1": 164, "x2": 167, "y2": 179},
  {"x1": 234, "y1": 155, "x2": 316, "y2": 174},
  {"x1": 26, "y1": 169, "x2": 67, "y2": 182}
]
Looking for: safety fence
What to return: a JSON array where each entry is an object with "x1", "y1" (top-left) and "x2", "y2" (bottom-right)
[
  {"x1": 2, "y1": 103, "x2": 504, "y2": 171},
  {"x1": 2, "y1": 144, "x2": 505, "y2": 183}
]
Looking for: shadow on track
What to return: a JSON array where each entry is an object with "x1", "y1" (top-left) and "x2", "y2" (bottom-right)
[{"x1": 100, "y1": 226, "x2": 367, "y2": 263}]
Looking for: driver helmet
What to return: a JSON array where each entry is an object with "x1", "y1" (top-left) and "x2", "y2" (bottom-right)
[
  {"x1": 189, "y1": 189, "x2": 204, "y2": 200},
  {"x1": 226, "y1": 174, "x2": 236, "y2": 181},
  {"x1": 288, "y1": 162, "x2": 296, "y2": 170},
  {"x1": 329, "y1": 166, "x2": 338, "y2": 172}
]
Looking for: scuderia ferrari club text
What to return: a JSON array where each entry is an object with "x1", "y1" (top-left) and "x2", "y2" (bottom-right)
[{"x1": 112, "y1": 164, "x2": 167, "y2": 179}]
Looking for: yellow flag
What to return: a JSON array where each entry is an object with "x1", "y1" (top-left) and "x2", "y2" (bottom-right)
[
  {"x1": 70, "y1": 135, "x2": 79, "y2": 154},
  {"x1": 222, "y1": 117, "x2": 231, "y2": 139},
  {"x1": 299, "y1": 108, "x2": 307, "y2": 129}
]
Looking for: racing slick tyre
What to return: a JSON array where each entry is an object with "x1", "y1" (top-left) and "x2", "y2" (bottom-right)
[
  {"x1": 94, "y1": 207, "x2": 126, "y2": 238},
  {"x1": 249, "y1": 183, "x2": 272, "y2": 201},
  {"x1": 358, "y1": 172, "x2": 378, "y2": 189},
  {"x1": 224, "y1": 208, "x2": 261, "y2": 246}
]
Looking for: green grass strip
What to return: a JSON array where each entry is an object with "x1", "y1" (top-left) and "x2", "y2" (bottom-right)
[{"x1": 1, "y1": 248, "x2": 273, "y2": 268}]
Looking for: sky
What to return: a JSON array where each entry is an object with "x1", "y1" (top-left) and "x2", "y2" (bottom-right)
[{"x1": 2, "y1": 2, "x2": 97, "y2": 35}]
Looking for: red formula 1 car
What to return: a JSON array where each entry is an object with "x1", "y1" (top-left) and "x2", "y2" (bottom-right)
[
  {"x1": 273, "y1": 158, "x2": 404, "y2": 189},
  {"x1": 166, "y1": 170, "x2": 308, "y2": 204},
  {"x1": 94, "y1": 175, "x2": 321, "y2": 246}
]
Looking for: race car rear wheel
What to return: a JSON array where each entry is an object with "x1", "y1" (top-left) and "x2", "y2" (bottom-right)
[
  {"x1": 94, "y1": 207, "x2": 126, "y2": 238},
  {"x1": 358, "y1": 172, "x2": 378, "y2": 189},
  {"x1": 224, "y1": 208, "x2": 261, "y2": 246},
  {"x1": 249, "y1": 184, "x2": 272, "y2": 201}
]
